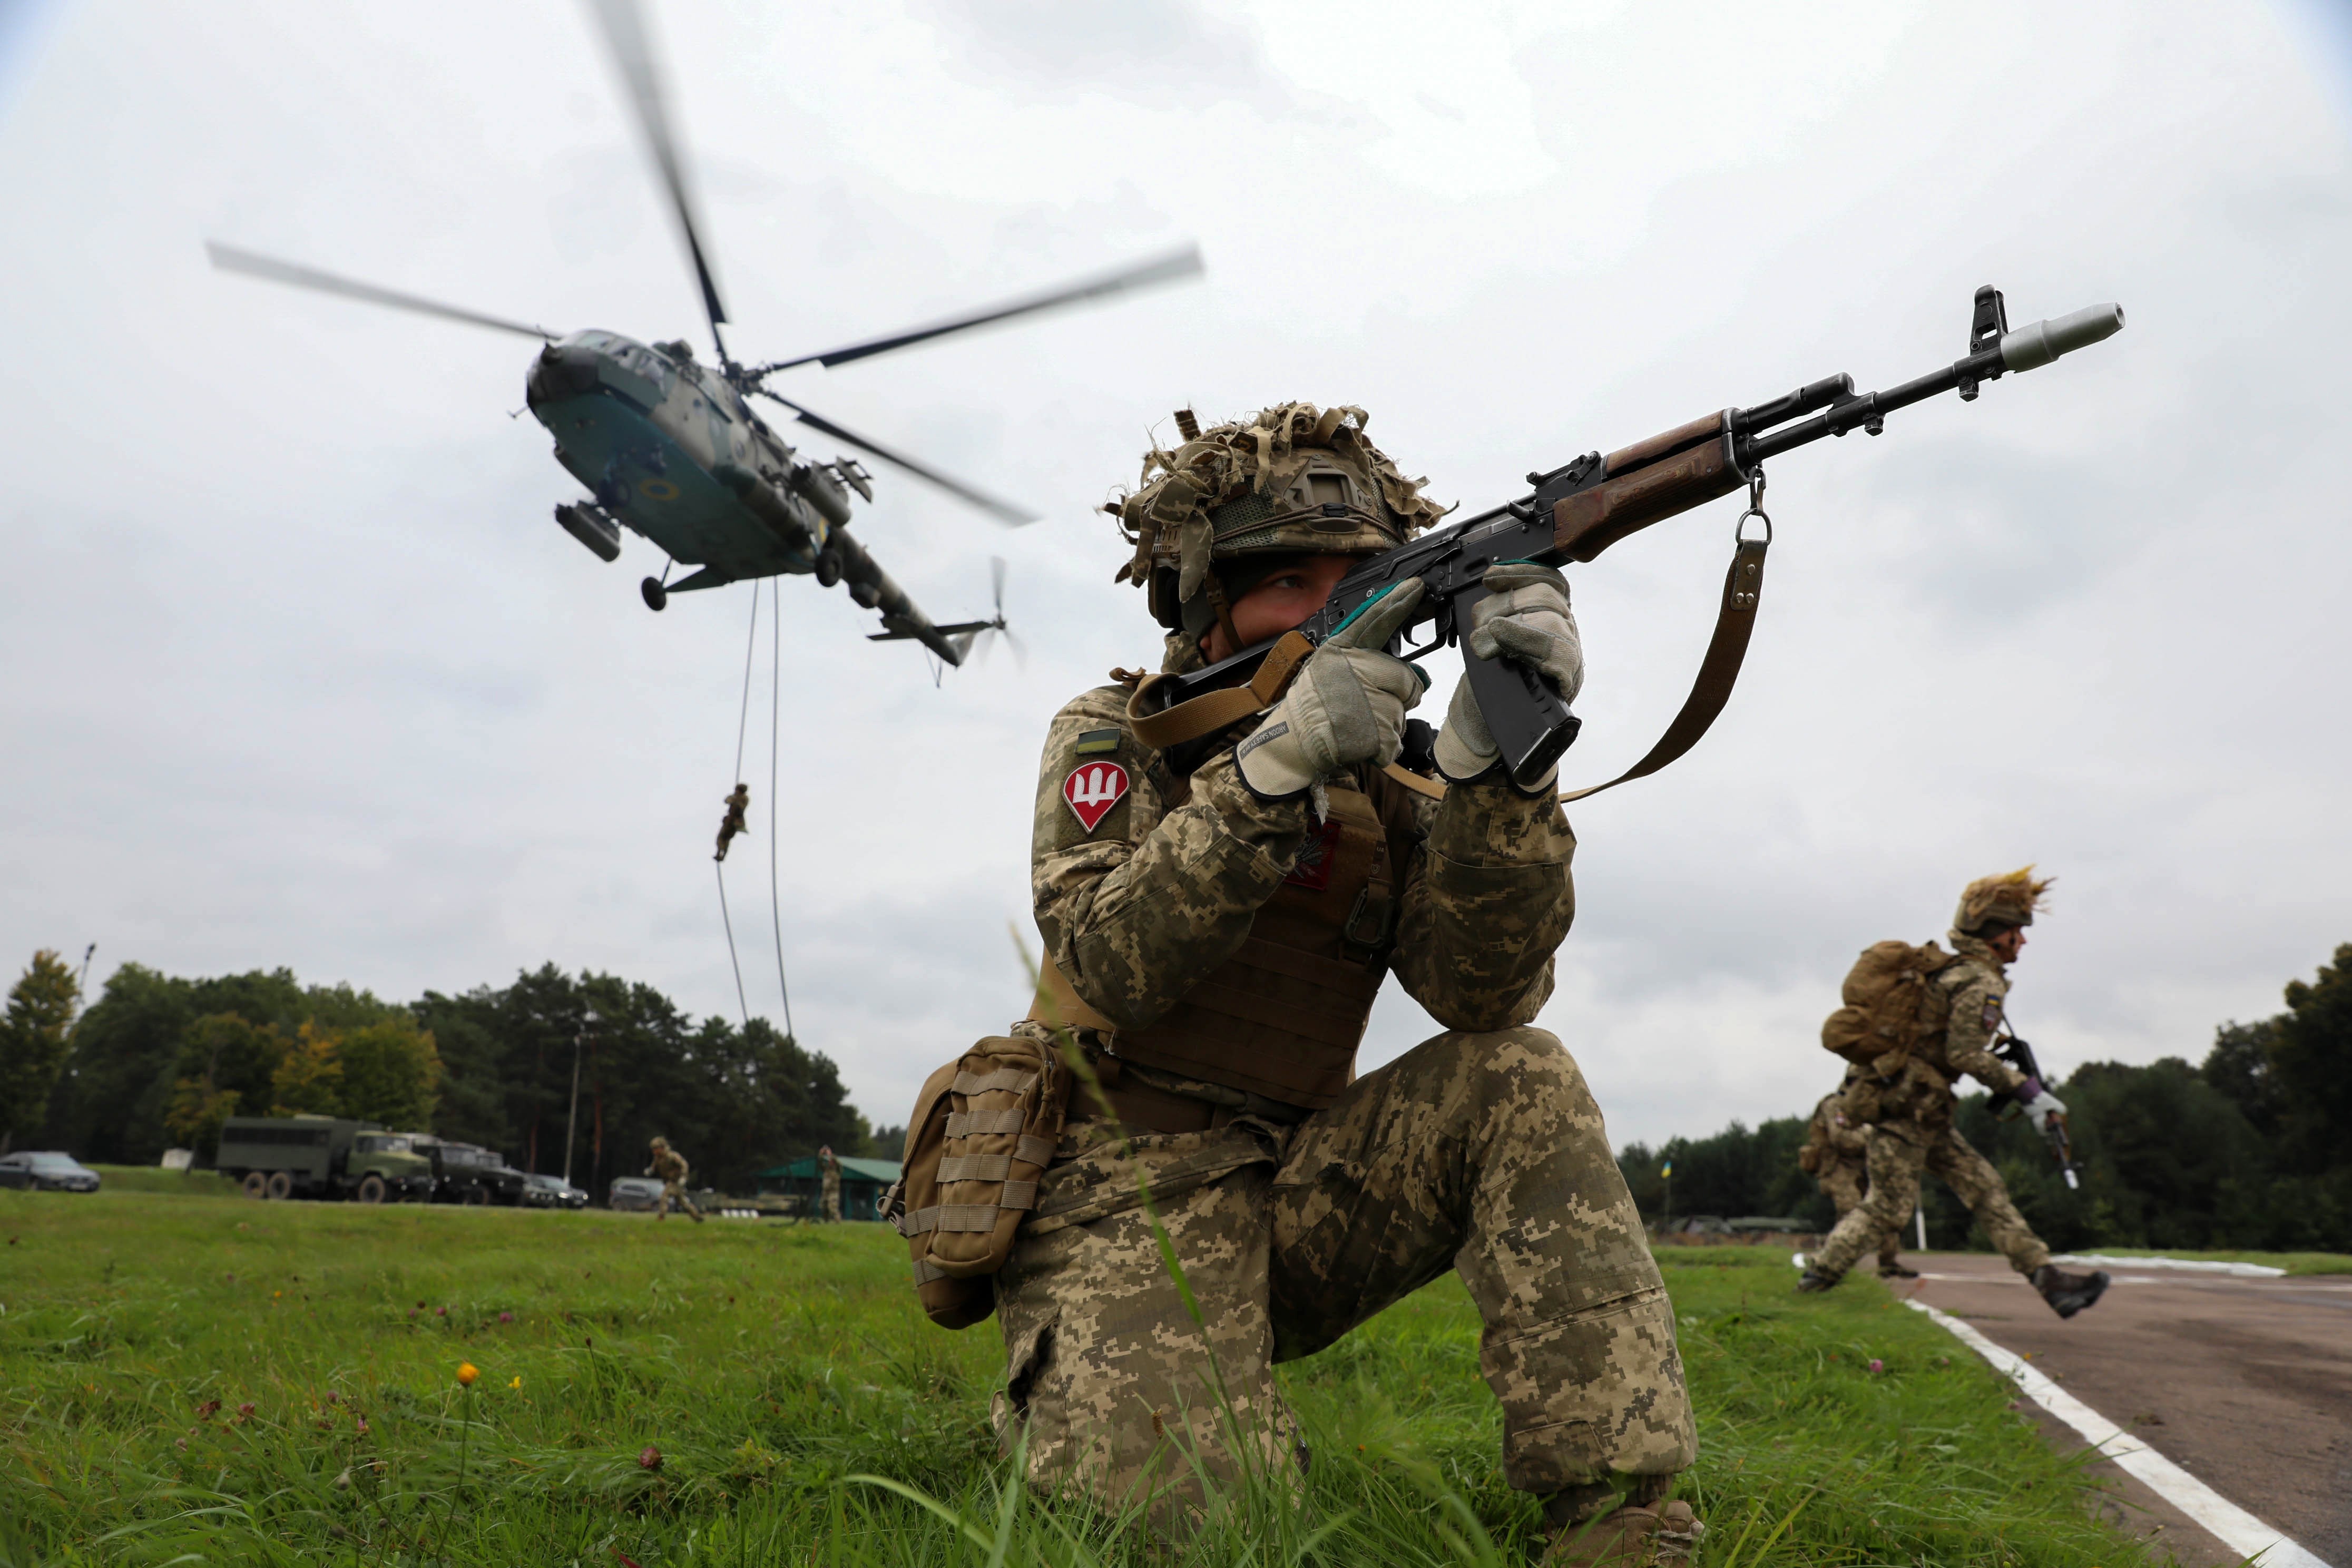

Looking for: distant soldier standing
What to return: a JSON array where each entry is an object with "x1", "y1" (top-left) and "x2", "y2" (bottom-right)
[
  {"x1": 818, "y1": 1145, "x2": 842, "y2": 1223},
  {"x1": 646, "y1": 1135, "x2": 704, "y2": 1223},
  {"x1": 1799, "y1": 869, "x2": 2106, "y2": 1317},
  {"x1": 1797, "y1": 1075, "x2": 1909, "y2": 1278},
  {"x1": 978, "y1": 405, "x2": 1696, "y2": 1561},
  {"x1": 713, "y1": 783, "x2": 750, "y2": 863}
]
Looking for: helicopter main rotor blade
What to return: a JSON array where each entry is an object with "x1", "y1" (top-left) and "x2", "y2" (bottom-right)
[
  {"x1": 207, "y1": 242, "x2": 556, "y2": 339},
  {"x1": 582, "y1": 0, "x2": 729, "y2": 351},
  {"x1": 752, "y1": 390, "x2": 1039, "y2": 526},
  {"x1": 750, "y1": 243, "x2": 1204, "y2": 375}
]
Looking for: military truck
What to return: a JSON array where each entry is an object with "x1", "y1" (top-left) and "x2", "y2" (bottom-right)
[
  {"x1": 409, "y1": 1137, "x2": 529, "y2": 1206},
  {"x1": 215, "y1": 1116, "x2": 435, "y2": 1202}
]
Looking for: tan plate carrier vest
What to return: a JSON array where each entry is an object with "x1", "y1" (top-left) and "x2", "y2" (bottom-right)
[{"x1": 1033, "y1": 780, "x2": 1398, "y2": 1111}]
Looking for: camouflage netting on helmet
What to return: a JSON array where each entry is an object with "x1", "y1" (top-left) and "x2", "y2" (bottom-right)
[
  {"x1": 1954, "y1": 866, "x2": 2053, "y2": 934},
  {"x1": 1110, "y1": 402, "x2": 1451, "y2": 616}
]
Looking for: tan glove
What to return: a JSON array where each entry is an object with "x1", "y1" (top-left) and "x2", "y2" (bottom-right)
[
  {"x1": 1433, "y1": 562, "x2": 1583, "y2": 784},
  {"x1": 1234, "y1": 578, "x2": 1430, "y2": 800}
]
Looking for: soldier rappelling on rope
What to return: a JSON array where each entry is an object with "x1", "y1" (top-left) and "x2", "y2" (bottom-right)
[{"x1": 713, "y1": 783, "x2": 750, "y2": 863}]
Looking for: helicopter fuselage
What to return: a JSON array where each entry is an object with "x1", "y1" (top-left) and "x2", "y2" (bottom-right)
[
  {"x1": 522, "y1": 330, "x2": 965, "y2": 659},
  {"x1": 527, "y1": 330, "x2": 825, "y2": 579}
]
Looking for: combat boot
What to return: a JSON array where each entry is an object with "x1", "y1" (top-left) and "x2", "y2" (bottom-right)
[
  {"x1": 1542, "y1": 1498, "x2": 1704, "y2": 1565},
  {"x1": 2031, "y1": 1263, "x2": 2110, "y2": 1319},
  {"x1": 1795, "y1": 1267, "x2": 1839, "y2": 1293},
  {"x1": 1877, "y1": 1261, "x2": 1919, "y2": 1279}
]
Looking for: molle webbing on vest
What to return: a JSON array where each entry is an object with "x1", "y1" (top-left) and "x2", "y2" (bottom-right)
[
  {"x1": 1111, "y1": 937, "x2": 1384, "y2": 1108},
  {"x1": 1032, "y1": 784, "x2": 1397, "y2": 1111}
]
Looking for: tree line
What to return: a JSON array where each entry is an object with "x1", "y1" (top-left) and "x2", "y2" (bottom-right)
[
  {"x1": 0, "y1": 955, "x2": 880, "y2": 1199},
  {"x1": 1618, "y1": 942, "x2": 2352, "y2": 1254}
]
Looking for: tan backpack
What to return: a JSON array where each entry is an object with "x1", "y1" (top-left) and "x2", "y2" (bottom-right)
[
  {"x1": 882, "y1": 1031, "x2": 1071, "y2": 1330},
  {"x1": 1820, "y1": 940, "x2": 1957, "y2": 1077}
]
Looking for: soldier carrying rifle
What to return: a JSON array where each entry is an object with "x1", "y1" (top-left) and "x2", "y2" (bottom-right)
[{"x1": 1798, "y1": 869, "x2": 2108, "y2": 1318}]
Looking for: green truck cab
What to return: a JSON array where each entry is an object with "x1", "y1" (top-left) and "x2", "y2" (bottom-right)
[{"x1": 215, "y1": 1116, "x2": 435, "y2": 1202}]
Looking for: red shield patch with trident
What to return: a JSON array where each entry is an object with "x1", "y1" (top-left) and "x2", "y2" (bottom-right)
[{"x1": 1062, "y1": 761, "x2": 1131, "y2": 834}]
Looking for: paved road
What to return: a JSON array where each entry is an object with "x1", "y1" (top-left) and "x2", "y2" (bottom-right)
[{"x1": 1899, "y1": 1253, "x2": 2351, "y2": 1564}]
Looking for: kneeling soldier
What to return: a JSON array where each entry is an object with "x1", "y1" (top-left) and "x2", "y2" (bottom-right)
[
  {"x1": 999, "y1": 405, "x2": 1697, "y2": 1561},
  {"x1": 1799, "y1": 869, "x2": 2106, "y2": 1318}
]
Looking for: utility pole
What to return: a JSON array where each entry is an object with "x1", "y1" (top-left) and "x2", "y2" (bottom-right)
[
  {"x1": 563, "y1": 1011, "x2": 592, "y2": 1190},
  {"x1": 1915, "y1": 1204, "x2": 1929, "y2": 1253}
]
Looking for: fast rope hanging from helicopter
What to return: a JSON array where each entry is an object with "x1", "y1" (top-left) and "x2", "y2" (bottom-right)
[{"x1": 713, "y1": 581, "x2": 798, "y2": 1042}]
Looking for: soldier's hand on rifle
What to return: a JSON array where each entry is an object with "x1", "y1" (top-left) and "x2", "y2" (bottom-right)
[
  {"x1": 2018, "y1": 1081, "x2": 2067, "y2": 1136},
  {"x1": 1435, "y1": 563, "x2": 1583, "y2": 783},
  {"x1": 1235, "y1": 577, "x2": 1429, "y2": 800}
]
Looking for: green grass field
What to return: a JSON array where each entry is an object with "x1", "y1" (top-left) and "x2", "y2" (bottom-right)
[{"x1": 2, "y1": 1192, "x2": 2181, "y2": 1566}]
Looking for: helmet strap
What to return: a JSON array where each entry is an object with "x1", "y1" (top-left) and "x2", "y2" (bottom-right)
[{"x1": 1199, "y1": 569, "x2": 1243, "y2": 656}]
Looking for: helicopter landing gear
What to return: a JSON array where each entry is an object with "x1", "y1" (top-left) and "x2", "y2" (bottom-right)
[
  {"x1": 814, "y1": 550, "x2": 843, "y2": 588},
  {"x1": 641, "y1": 576, "x2": 668, "y2": 611}
]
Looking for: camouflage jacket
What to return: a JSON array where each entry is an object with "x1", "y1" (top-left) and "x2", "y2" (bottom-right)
[
  {"x1": 649, "y1": 1148, "x2": 689, "y2": 1183},
  {"x1": 1865, "y1": 934, "x2": 2026, "y2": 1127},
  {"x1": 1923, "y1": 933, "x2": 2029, "y2": 1096},
  {"x1": 1801, "y1": 1080, "x2": 1869, "y2": 1169},
  {"x1": 1031, "y1": 682, "x2": 1577, "y2": 1048}
]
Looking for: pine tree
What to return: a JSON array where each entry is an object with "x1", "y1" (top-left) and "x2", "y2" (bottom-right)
[{"x1": 0, "y1": 950, "x2": 82, "y2": 1151}]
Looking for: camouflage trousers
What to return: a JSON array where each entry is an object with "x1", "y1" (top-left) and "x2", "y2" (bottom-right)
[
  {"x1": 1813, "y1": 1121, "x2": 2049, "y2": 1279},
  {"x1": 991, "y1": 1026, "x2": 1693, "y2": 1512},
  {"x1": 1816, "y1": 1157, "x2": 1902, "y2": 1270},
  {"x1": 655, "y1": 1180, "x2": 703, "y2": 1221},
  {"x1": 822, "y1": 1178, "x2": 842, "y2": 1223}
]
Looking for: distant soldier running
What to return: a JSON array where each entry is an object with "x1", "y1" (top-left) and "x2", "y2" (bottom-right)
[
  {"x1": 646, "y1": 1135, "x2": 704, "y2": 1223},
  {"x1": 817, "y1": 1145, "x2": 842, "y2": 1223},
  {"x1": 714, "y1": 783, "x2": 751, "y2": 863},
  {"x1": 1800, "y1": 868, "x2": 2106, "y2": 1318},
  {"x1": 1797, "y1": 1074, "x2": 1909, "y2": 1278}
]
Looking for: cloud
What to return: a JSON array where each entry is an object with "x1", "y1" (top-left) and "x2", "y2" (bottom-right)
[
  {"x1": 913, "y1": 0, "x2": 1287, "y2": 110},
  {"x1": 2, "y1": 0, "x2": 2348, "y2": 1160}
]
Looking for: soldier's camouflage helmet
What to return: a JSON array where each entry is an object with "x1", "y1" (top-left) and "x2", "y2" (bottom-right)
[
  {"x1": 649, "y1": 1135, "x2": 670, "y2": 1150},
  {"x1": 1109, "y1": 403, "x2": 1451, "y2": 646},
  {"x1": 1954, "y1": 866, "x2": 2052, "y2": 934}
]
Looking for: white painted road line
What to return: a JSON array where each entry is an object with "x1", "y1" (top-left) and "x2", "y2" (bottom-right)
[
  {"x1": 1905, "y1": 1299, "x2": 2333, "y2": 1568},
  {"x1": 2054, "y1": 1252, "x2": 2288, "y2": 1278}
]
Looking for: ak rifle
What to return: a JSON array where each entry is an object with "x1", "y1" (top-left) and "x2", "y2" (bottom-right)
[
  {"x1": 1143, "y1": 286, "x2": 2125, "y2": 796},
  {"x1": 1993, "y1": 1033, "x2": 2082, "y2": 1190}
]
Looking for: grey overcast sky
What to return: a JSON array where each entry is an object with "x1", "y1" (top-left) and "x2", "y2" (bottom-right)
[{"x1": 4, "y1": 0, "x2": 2349, "y2": 1152}]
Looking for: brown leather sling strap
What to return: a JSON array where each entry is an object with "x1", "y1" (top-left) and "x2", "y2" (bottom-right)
[
  {"x1": 1124, "y1": 534, "x2": 1770, "y2": 805},
  {"x1": 1128, "y1": 630, "x2": 1316, "y2": 752}
]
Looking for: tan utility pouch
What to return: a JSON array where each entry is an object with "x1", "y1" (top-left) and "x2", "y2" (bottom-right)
[{"x1": 884, "y1": 1032, "x2": 1071, "y2": 1330}]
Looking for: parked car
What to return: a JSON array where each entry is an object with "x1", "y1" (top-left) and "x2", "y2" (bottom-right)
[
  {"x1": 607, "y1": 1175, "x2": 663, "y2": 1212},
  {"x1": 0, "y1": 1151, "x2": 102, "y2": 1192},
  {"x1": 522, "y1": 1173, "x2": 589, "y2": 1210},
  {"x1": 215, "y1": 1117, "x2": 434, "y2": 1202},
  {"x1": 409, "y1": 1138, "x2": 529, "y2": 1206}
]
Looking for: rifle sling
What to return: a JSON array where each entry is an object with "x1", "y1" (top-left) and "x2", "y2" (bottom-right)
[
  {"x1": 1555, "y1": 534, "x2": 1768, "y2": 802},
  {"x1": 1129, "y1": 630, "x2": 1317, "y2": 749},
  {"x1": 1125, "y1": 535, "x2": 1770, "y2": 805}
]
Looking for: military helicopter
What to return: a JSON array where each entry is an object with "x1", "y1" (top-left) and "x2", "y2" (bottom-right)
[{"x1": 208, "y1": 0, "x2": 1201, "y2": 667}]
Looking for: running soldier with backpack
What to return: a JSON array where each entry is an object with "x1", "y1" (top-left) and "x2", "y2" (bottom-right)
[
  {"x1": 1797, "y1": 869, "x2": 2107, "y2": 1318},
  {"x1": 1797, "y1": 1075, "x2": 1910, "y2": 1278}
]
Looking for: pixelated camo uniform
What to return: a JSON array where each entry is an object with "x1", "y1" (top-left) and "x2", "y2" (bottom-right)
[
  {"x1": 1814, "y1": 933, "x2": 2049, "y2": 1278},
  {"x1": 821, "y1": 1164, "x2": 842, "y2": 1222},
  {"x1": 995, "y1": 682, "x2": 1694, "y2": 1513},
  {"x1": 1804, "y1": 1086, "x2": 1898, "y2": 1269},
  {"x1": 650, "y1": 1146, "x2": 701, "y2": 1218}
]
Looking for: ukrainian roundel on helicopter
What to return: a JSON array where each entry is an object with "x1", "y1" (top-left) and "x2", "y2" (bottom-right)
[{"x1": 206, "y1": 0, "x2": 1202, "y2": 669}]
